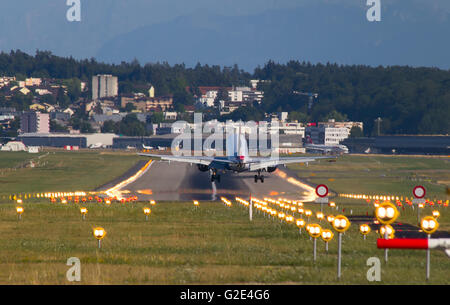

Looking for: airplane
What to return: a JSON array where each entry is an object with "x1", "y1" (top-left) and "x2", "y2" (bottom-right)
[
  {"x1": 303, "y1": 135, "x2": 349, "y2": 155},
  {"x1": 142, "y1": 144, "x2": 154, "y2": 150},
  {"x1": 139, "y1": 131, "x2": 336, "y2": 183},
  {"x1": 89, "y1": 143, "x2": 103, "y2": 149}
]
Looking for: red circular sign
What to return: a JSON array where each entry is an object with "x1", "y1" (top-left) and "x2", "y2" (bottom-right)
[
  {"x1": 315, "y1": 184, "x2": 329, "y2": 198},
  {"x1": 413, "y1": 186, "x2": 426, "y2": 199}
]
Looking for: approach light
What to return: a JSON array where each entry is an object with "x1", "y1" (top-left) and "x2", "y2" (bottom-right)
[
  {"x1": 420, "y1": 216, "x2": 439, "y2": 235},
  {"x1": 332, "y1": 215, "x2": 350, "y2": 233},
  {"x1": 193, "y1": 200, "x2": 199, "y2": 207},
  {"x1": 16, "y1": 206, "x2": 24, "y2": 220},
  {"x1": 379, "y1": 224, "x2": 395, "y2": 239},
  {"x1": 359, "y1": 223, "x2": 371, "y2": 235},
  {"x1": 431, "y1": 210, "x2": 440, "y2": 219},
  {"x1": 93, "y1": 227, "x2": 107, "y2": 248},
  {"x1": 327, "y1": 215, "x2": 335, "y2": 223},
  {"x1": 321, "y1": 229, "x2": 334, "y2": 242},
  {"x1": 296, "y1": 218, "x2": 306, "y2": 229},
  {"x1": 285, "y1": 215, "x2": 295, "y2": 223},
  {"x1": 375, "y1": 202, "x2": 399, "y2": 225},
  {"x1": 143, "y1": 207, "x2": 151, "y2": 221},
  {"x1": 316, "y1": 212, "x2": 324, "y2": 221},
  {"x1": 308, "y1": 224, "x2": 322, "y2": 239},
  {"x1": 305, "y1": 209, "x2": 312, "y2": 218},
  {"x1": 80, "y1": 207, "x2": 88, "y2": 220}
]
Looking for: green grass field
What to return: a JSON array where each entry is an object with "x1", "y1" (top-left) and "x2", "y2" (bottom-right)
[
  {"x1": 0, "y1": 201, "x2": 448, "y2": 284},
  {"x1": 0, "y1": 152, "x2": 448, "y2": 284},
  {"x1": 288, "y1": 155, "x2": 450, "y2": 199},
  {"x1": 0, "y1": 151, "x2": 143, "y2": 196}
]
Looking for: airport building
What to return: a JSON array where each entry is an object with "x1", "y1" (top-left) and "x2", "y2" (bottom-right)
[
  {"x1": 305, "y1": 126, "x2": 350, "y2": 145},
  {"x1": 17, "y1": 133, "x2": 117, "y2": 149},
  {"x1": 342, "y1": 136, "x2": 450, "y2": 155}
]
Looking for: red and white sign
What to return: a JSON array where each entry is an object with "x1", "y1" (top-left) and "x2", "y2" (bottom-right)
[
  {"x1": 315, "y1": 184, "x2": 329, "y2": 198},
  {"x1": 413, "y1": 186, "x2": 426, "y2": 199},
  {"x1": 377, "y1": 238, "x2": 450, "y2": 251}
]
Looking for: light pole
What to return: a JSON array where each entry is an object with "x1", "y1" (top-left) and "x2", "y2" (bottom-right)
[
  {"x1": 359, "y1": 224, "x2": 371, "y2": 240},
  {"x1": 321, "y1": 229, "x2": 334, "y2": 253},
  {"x1": 143, "y1": 207, "x2": 151, "y2": 221},
  {"x1": 80, "y1": 207, "x2": 88, "y2": 221},
  {"x1": 296, "y1": 219, "x2": 306, "y2": 234},
  {"x1": 308, "y1": 224, "x2": 322, "y2": 262},
  {"x1": 16, "y1": 206, "x2": 24, "y2": 221},
  {"x1": 420, "y1": 216, "x2": 439, "y2": 281},
  {"x1": 375, "y1": 202, "x2": 399, "y2": 263},
  {"x1": 332, "y1": 215, "x2": 350, "y2": 280}
]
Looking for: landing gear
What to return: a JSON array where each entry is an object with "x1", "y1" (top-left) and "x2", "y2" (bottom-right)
[{"x1": 254, "y1": 171, "x2": 264, "y2": 183}]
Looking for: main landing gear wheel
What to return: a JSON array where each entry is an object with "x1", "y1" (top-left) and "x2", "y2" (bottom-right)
[
  {"x1": 211, "y1": 174, "x2": 221, "y2": 183},
  {"x1": 254, "y1": 173, "x2": 264, "y2": 183}
]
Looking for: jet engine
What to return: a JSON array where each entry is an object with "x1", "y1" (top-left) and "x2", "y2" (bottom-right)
[
  {"x1": 267, "y1": 166, "x2": 277, "y2": 173},
  {"x1": 197, "y1": 164, "x2": 209, "y2": 172}
]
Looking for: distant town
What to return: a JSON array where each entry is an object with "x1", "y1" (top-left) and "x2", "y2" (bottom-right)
[
  {"x1": 0, "y1": 52, "x2": 448, "y2": 155},
  {"x1": 0, "y1": 74, "x2": 367, "y2": 152}
]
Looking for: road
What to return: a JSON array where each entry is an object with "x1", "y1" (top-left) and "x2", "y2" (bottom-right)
[{"x1": 115, "y1": 161, "x2": 316, "y2": 202}]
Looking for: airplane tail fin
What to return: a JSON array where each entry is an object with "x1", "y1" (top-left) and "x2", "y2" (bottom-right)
[{"x1": 226, "y1": 125, "x2": 248, "y2": 158}]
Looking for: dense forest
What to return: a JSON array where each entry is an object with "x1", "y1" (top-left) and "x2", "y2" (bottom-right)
[{"x1": 0, "y1": 50, "x2": 449, "y2": 135}]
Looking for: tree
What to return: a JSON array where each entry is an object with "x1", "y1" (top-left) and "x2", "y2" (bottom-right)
[
  {"x1": 118, "y1": 114, "x2": 147, "y2": 136},
  {"x1": 101, "y1": 120, "x2": 118, "y2": 133},
  {"x1": 349, "y1": 126, "x2": 364, "y2": 137},
  {"x1": 50, "y1": 120, "x2": 68, "y2": 133},
  {"x1": 150, "y1": 112, "x2": 164, "y2": 124}
]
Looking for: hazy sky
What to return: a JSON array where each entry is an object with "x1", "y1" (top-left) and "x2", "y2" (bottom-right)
[{"x1": 0, "y1": 0, "x2": 448, "y2": 69}]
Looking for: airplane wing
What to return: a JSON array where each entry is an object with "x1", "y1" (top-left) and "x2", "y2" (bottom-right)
[
  {"x1": 248, "y1": 156, "x2": 336, "y2": 171},
  {"x1": 138, "y1": 153, "x2": 234, "y2": 166}
]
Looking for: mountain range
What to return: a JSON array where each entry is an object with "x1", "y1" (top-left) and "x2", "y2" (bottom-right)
[{"x1": 0, "y1": 0, "x2": 448, "y2": 72}]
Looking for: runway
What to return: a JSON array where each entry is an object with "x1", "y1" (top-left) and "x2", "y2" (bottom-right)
[{"x1": 116, "y1": 161, "x2": 316, "y2": 201}]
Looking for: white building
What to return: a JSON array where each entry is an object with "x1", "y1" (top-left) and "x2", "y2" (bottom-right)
[
  {"x1": 306, "y1": 126, "x2": 350, "y2": 145},
  {"x1": 92, "y1": 74, "x2": 118, "y2": 100},
  {"x1": 20, "y1": 112, "x2": 50, "y2": 134},
  {"x1": 1, "y1": 141, "x2": 27, "y2": 152}
]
